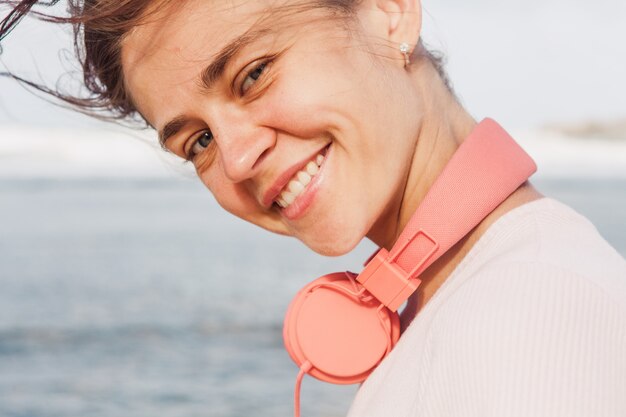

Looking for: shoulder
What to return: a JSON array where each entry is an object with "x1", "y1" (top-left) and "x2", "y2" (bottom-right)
[
  {"x1": 420, "y1": 260, "x2": 626, "y2": 416},
  {"x1": 433, "y1": 260, "x2": 626, "y2": 350},
  {"x1": 410, "y1": 198, "x2": 626, "y2": 416},
  {"x1": 441, "y1": 197, "x2": 626, "y2": 310},
  {"x1": 350, "y1": 198, "x2": 626, "y2": 417},
  {"x1": 430, "y1": 198, "x2": 626, "y2": 369}
]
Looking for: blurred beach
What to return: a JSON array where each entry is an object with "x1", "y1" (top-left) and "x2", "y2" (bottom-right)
[
  {"x1": 0, "y1": 125, "x2": 625, "y2": 417},
  {"x1": 1, "y1": 0, "x2": 625, "y2": 416}
]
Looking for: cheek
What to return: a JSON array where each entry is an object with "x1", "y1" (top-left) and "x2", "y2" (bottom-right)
[
  {"x1": 198, "y1": 168, "x2": 289, "y2": 234},
  {"x1": 256, "y1": 85, "x2": 333, "y2": 139},
  {"x1": 199, "y1": 168, "x2": 252, "y2": 217},
  {"x1": 253, "y1": 56, "x2": 358, "y2": 137}
]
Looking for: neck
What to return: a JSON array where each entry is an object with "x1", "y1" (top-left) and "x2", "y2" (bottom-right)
[
  {"x1": 367, "y1": 60, "x2": 477, "y2": 250},
  {"x1": 365, "y1": 59, "x2": 543, "y2": 328}
]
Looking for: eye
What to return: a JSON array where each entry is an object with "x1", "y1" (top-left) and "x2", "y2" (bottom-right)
[
  {"x1": 240, "y1": 61, "x2": 268, "y2": 95},
  {"x1": 189, "y1": 130, "x2": 213, "y2": 159}
]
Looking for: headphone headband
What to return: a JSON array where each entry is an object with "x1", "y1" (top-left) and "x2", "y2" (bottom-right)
[{"x1": 356, "y1": 118, "x2": 537, "y2": 311}]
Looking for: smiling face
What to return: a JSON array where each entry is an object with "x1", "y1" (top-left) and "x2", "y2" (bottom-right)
[{"x1": 121, "y1": 0, "x2": 422, "y2": 255}]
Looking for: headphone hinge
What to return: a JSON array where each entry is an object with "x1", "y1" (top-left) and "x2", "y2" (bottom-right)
[{"x1": 356, "y1": 248, "x2": 419, "y2": 312}]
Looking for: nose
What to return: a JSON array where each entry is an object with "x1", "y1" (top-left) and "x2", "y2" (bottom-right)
[{"x1": 212, "y1": 109, "x2": 276, "y2": 183}]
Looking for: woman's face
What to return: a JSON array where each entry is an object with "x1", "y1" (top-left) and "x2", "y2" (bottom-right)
[{"x1": 122, "y1": 0, "x2": 421, "y2": 255}]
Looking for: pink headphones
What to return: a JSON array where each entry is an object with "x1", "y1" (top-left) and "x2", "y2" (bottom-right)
[{"x1": 282, "y1": 119, "x2": 537, "y2": 416}]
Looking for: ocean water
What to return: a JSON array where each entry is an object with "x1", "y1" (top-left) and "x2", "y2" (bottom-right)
[{"x1": 0, "y1": 177, "x2": 625, "y2": 417}]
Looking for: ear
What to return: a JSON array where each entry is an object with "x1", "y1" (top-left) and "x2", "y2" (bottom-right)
[{"x1": 375, "y1": 0, "x2": 422, "y2": 48}]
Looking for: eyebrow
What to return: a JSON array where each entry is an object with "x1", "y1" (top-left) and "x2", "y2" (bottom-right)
[
  {"x1": 158, "y1": 115, "x2": 187, "y2": 151},
  {"x1": 157, "y1": 28, "x2": 272, "y2": 149}
]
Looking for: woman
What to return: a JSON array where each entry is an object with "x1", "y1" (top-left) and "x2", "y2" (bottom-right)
[{"x1": 1, "y1": 1, "x2": 625, "y2": 416}]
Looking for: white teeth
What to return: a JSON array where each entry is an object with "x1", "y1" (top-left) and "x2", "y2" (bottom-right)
[
  {"x1": 297, "y1": 171, "x2": 311, "y2": 186},
  {"x1": 282, "y1": 192, "x2": 295, "y2": 205},
  {"x1": 306, "y1": 161, "x2": 319, "y2": 176},
  {"x1": 288, "y1": 180, "x2": 304, "y2": 194},
  {"x1": 276, "y1": 150, "x2": 326, "y2": 210}
]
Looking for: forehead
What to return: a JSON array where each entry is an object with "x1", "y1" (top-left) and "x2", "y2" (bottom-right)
[
  {"x1": 121, "y1": 0, "x2": 267, "y2": 125},
  {"x1": 120, "y1": 0, "x2": 329, "y2": 125},
  {"x1": 122, "y1": 0, "x2": 267, "y2": 64}
]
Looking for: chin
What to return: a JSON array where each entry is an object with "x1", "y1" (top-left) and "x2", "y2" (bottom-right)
[{"x1": 298, "y1": 225, "x2": 365, "y2": 257}]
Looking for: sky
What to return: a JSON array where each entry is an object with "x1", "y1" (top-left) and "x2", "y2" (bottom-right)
[{"x1": 0, "y1": 0, "x2": 625, "y2": 131}]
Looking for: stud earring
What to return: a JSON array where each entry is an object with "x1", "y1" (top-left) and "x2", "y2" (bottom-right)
[{"x1": 399, "y1": 42, "x2": 411, "y2": 67}]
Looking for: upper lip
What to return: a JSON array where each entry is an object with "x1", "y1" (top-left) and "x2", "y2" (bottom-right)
[{"x1": 261, "y1": 145, "x2": 328, "y2": 208}]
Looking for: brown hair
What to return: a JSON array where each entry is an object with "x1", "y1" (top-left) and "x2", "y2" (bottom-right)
[
  {"x1": 0, "y1": 0, "x2": 450, "y2": 126},
  {"x1": 1, "y1": 0, "x2": 169, "y2": 124}
]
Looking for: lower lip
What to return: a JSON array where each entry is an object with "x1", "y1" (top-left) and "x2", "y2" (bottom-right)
[{"x1": 280, "y1": 144, "x2": 331, "y2": 220}]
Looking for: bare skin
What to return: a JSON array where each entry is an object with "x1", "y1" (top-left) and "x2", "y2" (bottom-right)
[{"x1": 121, "y1": 0, "x2": 544, "y2": 323}]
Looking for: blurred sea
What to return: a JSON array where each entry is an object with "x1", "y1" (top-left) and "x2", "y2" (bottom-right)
[
  {"x1": 1, "y1": 114, "x2": 626, "y2": 417},
  {"x1": 0, "y1": 177, "x2": 372, "y2": 417},
  {"x1": 0, "y1": 176, "x2": 625, "y2": 417},
  {"x1": 1, "y1": 0, "x2": 625, "y2": 413}
]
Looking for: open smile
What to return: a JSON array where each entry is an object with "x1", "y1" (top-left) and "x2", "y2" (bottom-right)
[
  {"x1": 275, "y1": 146, "x2": 328, "y2": 208},
  {"x1": 262, "y1": 144, "x2": 331, "y2": 219}
]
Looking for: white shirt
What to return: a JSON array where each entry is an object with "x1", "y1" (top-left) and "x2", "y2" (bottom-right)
[{"x1": 348, "y1": 198, "x2": 626, "y2": 417}]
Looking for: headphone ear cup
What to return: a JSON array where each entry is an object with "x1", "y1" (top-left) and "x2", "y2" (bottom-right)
[{"x1": 283, "y1": 272, "x2": 401, "y2": 384}]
